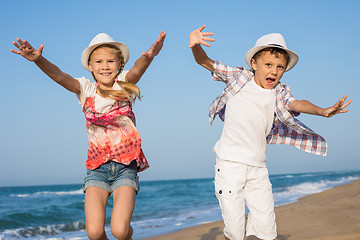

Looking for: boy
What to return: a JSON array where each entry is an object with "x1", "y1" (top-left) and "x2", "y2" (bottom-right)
[{"x1": 189, "y1": 25, "x2": 351, "y2": 240}]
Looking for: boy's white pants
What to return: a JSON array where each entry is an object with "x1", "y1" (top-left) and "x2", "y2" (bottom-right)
[{"x1": 214, "y1": 157, "x2": 277, "y2": 240}]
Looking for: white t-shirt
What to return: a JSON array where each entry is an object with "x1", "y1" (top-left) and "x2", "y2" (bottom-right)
[
  {"x1": 76, "y1": 71, "x2": 128, "y2": 113},
  {"x1": 213, "y1": 78, "x2": 276, "y2": 167}
]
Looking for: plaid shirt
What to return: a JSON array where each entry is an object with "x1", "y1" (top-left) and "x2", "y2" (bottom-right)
[{"x1": 209, "y1": 60, "x2": 327, "y2": 156}]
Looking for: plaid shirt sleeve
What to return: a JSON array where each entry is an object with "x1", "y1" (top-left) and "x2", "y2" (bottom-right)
[
  {"x1": 211, "y1": 60, "x2": 240, "y2": 83},
  {"x1": 267, "y1": 83, "x2": 327, "y2": 156}
]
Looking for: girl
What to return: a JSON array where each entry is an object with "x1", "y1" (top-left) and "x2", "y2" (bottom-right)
[{"x1": 11, "y1": 31, "x2": 166, "y2": 240}]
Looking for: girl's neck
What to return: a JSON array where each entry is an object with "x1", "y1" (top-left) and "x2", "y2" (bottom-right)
[{"x1": 98, "y1": 82, "x2": 115, "y2": 90}]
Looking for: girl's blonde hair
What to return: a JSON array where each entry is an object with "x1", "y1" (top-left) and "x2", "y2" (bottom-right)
[{"x1": 89, "y1": 44, "x2": 141, "y2": 101}]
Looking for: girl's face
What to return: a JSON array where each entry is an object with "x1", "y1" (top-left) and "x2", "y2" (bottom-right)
[
  {"x1": 88, "y1": 47, "x2": 121, "y2": 90},
  {"x1": 251, "y1": 51, "x2": 287, "y2": 89}
]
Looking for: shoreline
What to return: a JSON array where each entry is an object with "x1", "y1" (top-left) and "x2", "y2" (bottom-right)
[{"x1": 143, "y1": 179, "x2": 360, "y2": 240}]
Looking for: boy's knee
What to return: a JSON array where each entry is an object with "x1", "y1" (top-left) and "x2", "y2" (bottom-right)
[
  {"x1": 86, "y1": 225, "x2": 106, "y2": 240},
  {"x1": 111, "y1": 224, "x2": 132, "y2": 240},
  {"x1": 224, "y1": 224, "x2": 245, "y2": 240}
]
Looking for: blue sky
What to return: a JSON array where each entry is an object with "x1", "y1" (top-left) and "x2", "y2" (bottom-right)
[{"x1": 1, "y1": 0, "x2": 359, "y2": 187}]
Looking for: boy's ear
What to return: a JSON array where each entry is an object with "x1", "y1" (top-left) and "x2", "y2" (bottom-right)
[{"x1": 251, "y1": 58, "x2": 257, "y2": 71}]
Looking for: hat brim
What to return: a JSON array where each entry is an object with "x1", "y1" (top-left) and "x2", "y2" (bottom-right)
[
  {"x1": 81, "y1": 41, "x2": 130, "y2": 71},
  {"x1": 245, "y1": 46, "x2": 299, "y2": 72}
]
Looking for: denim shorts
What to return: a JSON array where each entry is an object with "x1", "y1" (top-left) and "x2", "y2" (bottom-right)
[{"x1": 83, "y1": 160, "x2": 139, "y2": 194}]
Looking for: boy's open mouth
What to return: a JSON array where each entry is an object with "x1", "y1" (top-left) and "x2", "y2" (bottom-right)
[{"x1": 266, "y1": 77, "x2": 276, "y2": 84}]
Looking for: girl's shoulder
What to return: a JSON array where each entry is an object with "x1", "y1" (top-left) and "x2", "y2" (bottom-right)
[
  {"x1": 76, "y1": 76, "x2": 94, "y2": 87},
  {"x1": 77, "y1": 77, "x2": 98, "y2": 92},
  {"x1": 116, "y1": 70, "x2": 128, "y2": 83},
  {"x1": 75, "y1": 77, "x2": 97, "y2": 108}
]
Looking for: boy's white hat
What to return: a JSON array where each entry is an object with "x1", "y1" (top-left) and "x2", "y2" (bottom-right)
[
  {"x1": 81, "y1": 33, "x2": 130, "y2": 71},
  {"x1": 245, "y1": 33, "x2": 299, "y2": 72}
]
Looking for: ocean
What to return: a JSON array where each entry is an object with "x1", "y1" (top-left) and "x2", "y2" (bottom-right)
[{"x1": 1, "y1": 170, "x2": 359, "y2": 240}]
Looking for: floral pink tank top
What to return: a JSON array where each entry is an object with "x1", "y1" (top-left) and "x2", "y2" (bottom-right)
[{"x1": 82, "y1": 96, "x2": 149, "y2": 172}]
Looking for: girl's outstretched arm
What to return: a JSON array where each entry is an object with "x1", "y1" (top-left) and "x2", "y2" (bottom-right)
[
  {"x1": 11, "y1": 38, "x2": 80, "y2": 94},
  {"x1": 290, "y1": 95, "x2": 351, "y2": 117},
  {"x1": 126, "y1": 31, "x2": 166, "y2": 84},
  {"x1": 189, "y1": 25, "x2": 215, "y2": 72}
]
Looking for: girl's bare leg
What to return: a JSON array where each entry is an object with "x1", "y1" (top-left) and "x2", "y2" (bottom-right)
[
  {"x1": 110, "y1": 186, "x2": 136, "y2": 240},
  {"x1": 85, "y1": 187, "x2": 110, "y2": 240}
]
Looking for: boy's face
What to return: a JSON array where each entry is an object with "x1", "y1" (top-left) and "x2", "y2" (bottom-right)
[{"x1": 251, "y1": 51, "x2": 287, "y2": 89}]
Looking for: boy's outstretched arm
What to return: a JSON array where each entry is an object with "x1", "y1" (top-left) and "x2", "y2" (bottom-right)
[
  {"x1": 126, "y1": 31, "x2": 166, "y2": 84},
  {"x1": 290, "y1": 95, "x2": 351, "y2": 118},
  {"x1": 10, "y1": 38, "x2": 80, "y2": 94},
  {"x1": 189, "y1": 25, "x2": 215, "y2": 72}
]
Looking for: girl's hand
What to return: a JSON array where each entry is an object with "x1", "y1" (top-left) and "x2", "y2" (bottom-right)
[
  {"x1": 322, "y1": 95, "x2": 351, "y2": 117},
  {"x1": 10, "y1": 38, "x2": 44, "y2": 62},
  {"x1": 189, "y1": 25, "x2": 215, "y2": 48},
  {"x1": 141, "y1": 31, "x2": 166, "y2": 59}
]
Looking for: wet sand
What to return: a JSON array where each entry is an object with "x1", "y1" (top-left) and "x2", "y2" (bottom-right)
[{"x1": 144, "y1": 179, "x2": 360, "y2": 240}]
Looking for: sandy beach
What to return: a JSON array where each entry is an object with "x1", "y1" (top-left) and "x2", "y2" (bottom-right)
[{"x1": 144, "y1": 179, "x2": 360, "y2": 240}]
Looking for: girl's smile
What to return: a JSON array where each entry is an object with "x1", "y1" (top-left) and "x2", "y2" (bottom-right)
[
  {"x1": 88, "y1": 47, "x2": 121, "y2": 90},
  {"x1": 251, "y1": 51, "x2": 287, "y2": 89}
]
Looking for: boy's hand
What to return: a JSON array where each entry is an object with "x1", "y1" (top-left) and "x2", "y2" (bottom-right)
[
  {"x1": 189, "y1": 25, "x2": 215, "y2": 48},
  {"x1": 141, "y1": 31, "x2": 166, "y2": 59},
  {"x1": 10, "y1": 38, "x2": 44, "y2": 62},
  {"x1": 322, "y1": 95, "x2": 351, "y2": 117}
]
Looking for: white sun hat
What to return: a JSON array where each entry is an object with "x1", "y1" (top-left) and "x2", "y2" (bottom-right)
[
  {"x1": 81, "y1": 33, "x2": 130, "y2": 71},
  {"x1": 245, "y1": 33, "x2": 299, "y2": 72}
]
